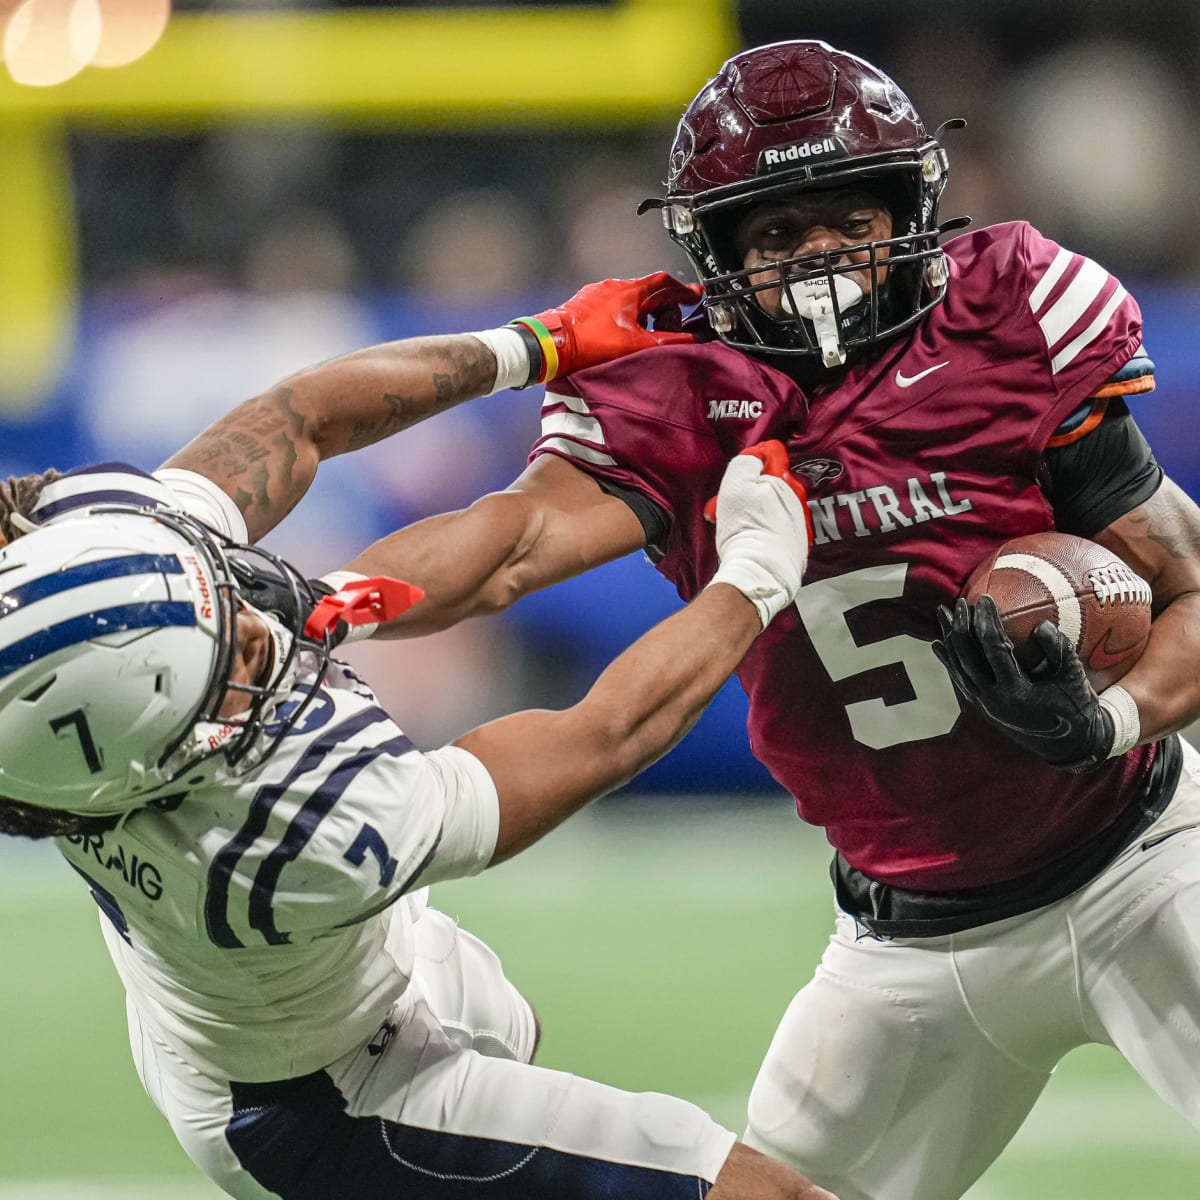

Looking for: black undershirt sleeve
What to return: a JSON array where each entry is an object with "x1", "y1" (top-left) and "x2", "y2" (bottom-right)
[
  {"x1": 1039, "y1": 399, "x2": 1164, "y2": 538},
  {"x1": 594, "y1": 477, "x2": 671, "y2": 562}
]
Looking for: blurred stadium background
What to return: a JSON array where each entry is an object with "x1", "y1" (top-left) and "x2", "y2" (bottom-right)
[{"x1": 1, "y1": 0, "x2": 1199, "y2": 1196}]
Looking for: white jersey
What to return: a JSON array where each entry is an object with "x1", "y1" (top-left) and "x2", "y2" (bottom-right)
[
  {"x1": 31, "y1": 462, "x2": 501, "y2": 1083},
  {"x1": 56, "y1": 662, "x2": 499, "y2": 1082},
  {"x1": 23, "y1": 462, "x2": 744, "y2": 1200}
]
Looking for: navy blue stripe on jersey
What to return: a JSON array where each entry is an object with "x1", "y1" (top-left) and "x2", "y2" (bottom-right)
[
  {"x1": 32, "y1": 489, "x2": 173, "y2": 523},
  {"x1": 204, "y1": 704, "x2": 394, "y2": 949},
  {"x1": 0, "y1": 602, "x2": 196, "y2": 680},
  {"x1": 30, "y1": 462, "x2": 167, "y2": 525},
  {"x1": 0, "y1": 554, "x2": 182, "y2": 614},
  {"x1": 332, "y1": 833, "x2": 442, "y2": 931},
  {"x1": 227, "y1": 1071, "x2": 713, "y2": 1200},
  {"x1": 67, "y1": 864, "x2": 132, "y2": 944},
  {"x1": 248, "y1": 732, "x2": 417, "y2": 946},
  {"x1": 60, "y1": 462, "x2": 157, "y2": 480}
]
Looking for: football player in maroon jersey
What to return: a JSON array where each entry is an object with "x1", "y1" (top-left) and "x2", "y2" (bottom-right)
[
  {"x1": 9, "y1": 39, "x2": 1200, "y2": 1200},
  {"x1": 265, "y1": 40, "x2": 1199, "y2": 1200}
]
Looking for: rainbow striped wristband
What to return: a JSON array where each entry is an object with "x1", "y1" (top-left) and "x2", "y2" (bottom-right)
[{"x1": 509, "y1": 316, "x2": 560, "y2": 386}]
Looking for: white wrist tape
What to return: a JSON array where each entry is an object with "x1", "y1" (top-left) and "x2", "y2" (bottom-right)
[
  {"x1": 468, "y1": 328, "x2": 531, "y2": 396},
  {"x1": 1098, "y1": 684, "x2": 1141, "y2": 757},
  {"x1": 153, "y1": 468, "x2": 249, "y2": 543},
  {"x1": 706, "y1": 561, "x2": 789, "y2": 630},
  {"x1": 318, "y1": 569, "x2": 378, "y2": 643}
]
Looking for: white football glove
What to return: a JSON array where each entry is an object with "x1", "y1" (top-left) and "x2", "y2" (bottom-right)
[{"x1": 706, "y1": 443, "x2": 812, "y2": 629}]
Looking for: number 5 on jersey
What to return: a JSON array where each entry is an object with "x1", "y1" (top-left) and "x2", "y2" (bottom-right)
[{"x1": 794, "y1": 564, "x2": 961, "y2": 750}]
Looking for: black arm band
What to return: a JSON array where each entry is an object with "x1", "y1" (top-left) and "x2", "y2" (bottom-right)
[
  {"x1": 507, "y1": 323, "x2": 545, "y2": 389},
  {"x1": 595, "y1": 477, "x2": 671, "y2": 561},
  {"x1": 1041, "y1": 399, "x2": 1163, "y2": 537}
]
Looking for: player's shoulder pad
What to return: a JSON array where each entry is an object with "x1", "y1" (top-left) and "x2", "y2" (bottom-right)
[
  {"x1": 939, "y1": 221, "x2": 1043, "y2": 332},
  {"x1": 25, "y1": 462, "x2": 176, "y2": 528},
  {"x1": 1048, "y1": 346, "x2": 1156, "y2": 448},
  {"x1": 943, "y1": 220, "x2": 1032, "y2": 277},
  {"x1": 1092, "y1": 345, "x2": 1155, "y2": 398}
]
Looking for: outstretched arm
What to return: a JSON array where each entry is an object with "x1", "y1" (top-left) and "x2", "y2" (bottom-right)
[
  {"x1": 342, "y1": 453, "x2": 648, "y2": 636},
  {"x1": 160, "y1": 335, "x2": 498, "y2": 543},
  {"x1": 453, "y1": 446, "x2": 812, "y2": 864},
  {"x1": 460, "y1": 579, "x2": 759, "y2": 863},
  {"x1": 159, "y1": 273, "x2": 701, "y2": 542}
]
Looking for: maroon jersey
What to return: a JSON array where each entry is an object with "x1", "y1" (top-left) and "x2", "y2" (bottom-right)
[{"x1": 530, "y1": 222, "x2": 1161, "y2": 891}]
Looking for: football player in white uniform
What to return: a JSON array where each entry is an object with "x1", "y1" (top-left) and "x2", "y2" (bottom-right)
[{"x1": 0, "y1": 440, "x2": 832, "y2": 1200}]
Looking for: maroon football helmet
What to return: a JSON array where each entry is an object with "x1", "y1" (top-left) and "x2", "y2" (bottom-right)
[{"x1": 642, "y1": 41, "x2": 968, "y2": 365}]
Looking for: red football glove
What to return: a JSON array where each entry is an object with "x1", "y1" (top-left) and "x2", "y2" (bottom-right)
[
  {"x1": 509, "y1": 272, "x2": 703, "y2": 385},
  {"x1": 703, "y1": 441, "x2": 813, "y2": 545},
  {"x1": 304, "y1": 576, "x2": 425, "y2": 641}
]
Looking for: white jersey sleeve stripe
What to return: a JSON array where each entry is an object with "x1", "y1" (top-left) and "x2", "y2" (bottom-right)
[
  {"x1": 1050, "y1": 285, "x2": 1128, "y2": 375},
  {"x1": 540, "y1": 410, "x2": 608, "y2": 444},
  {"x1": 535, "y1": 435, "x2": 617, "y2": 468},
  {"x1": 542, "y1": 389, "x2": 591, "y2": 415},
  {"x1": 1028, "y1": 247, "x2": 1073, "y2": 314},
  {"x1": 1034, "y1": 256, "x2": 1111, "y2": 348}
]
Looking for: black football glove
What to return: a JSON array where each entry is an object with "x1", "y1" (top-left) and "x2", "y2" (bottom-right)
[
  {"x1": 228, "y1": 553, "x2": 346, "y2": 646},
  {"x1": 932, "y1": 595, "x2": 1115, "y2": 771}
]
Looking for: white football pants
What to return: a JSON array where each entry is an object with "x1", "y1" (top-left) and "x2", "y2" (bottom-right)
[
  {"x1": 745, "y1": 737, "x2": 1200, "y2": 1200},
  {"x1": 129, "y1": 905, "x2": 735, "y2": 1199}
]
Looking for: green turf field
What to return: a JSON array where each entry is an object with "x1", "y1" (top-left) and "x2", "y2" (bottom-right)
[{"x1": 2, "y1": 801, "x2": 1197, "y2": 1199}]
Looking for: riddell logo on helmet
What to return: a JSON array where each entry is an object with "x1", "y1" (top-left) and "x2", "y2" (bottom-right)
[
  {"x1": 206, "y1": 723, "x2": 237, "y2": 751},
  {"x1": 182, "y1": 553, "x2": 215, "y2": 625},
  {"x1": 760, "y1": 138, "x2": 845, "y2": 168}
]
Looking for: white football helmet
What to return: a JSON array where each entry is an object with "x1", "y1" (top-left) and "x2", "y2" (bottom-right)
[{"x1": 0, "y1": 507, "x2": 329, "y2": 817}]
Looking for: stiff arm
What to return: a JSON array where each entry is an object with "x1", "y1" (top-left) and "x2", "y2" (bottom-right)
[
  {"x1": 455, "y1": 446, "x2": 811, "y2": 863},
  {"x1": 344, "y1": 453, "x2": 647, "y2": 636},
  {"x1": 160, "y1": 335, "x2": 497, "y2": 542}
]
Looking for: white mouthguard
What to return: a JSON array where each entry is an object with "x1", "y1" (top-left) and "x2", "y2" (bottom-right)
[{"x1": 780, "y1": 275, "x2": 865, "y2": 368}]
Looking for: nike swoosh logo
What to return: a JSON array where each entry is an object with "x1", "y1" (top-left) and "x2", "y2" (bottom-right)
[
  {"x1": 895, "y1": 361, "x2": 950, "y2": 388},
  {"x1": 1086, "y1": 628, "x2": 1149, "y2": 672},
  {"x1": 979, "y1": 705, "x2": 1073, "y2": 740}
]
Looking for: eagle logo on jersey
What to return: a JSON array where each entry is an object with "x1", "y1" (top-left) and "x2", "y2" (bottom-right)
[{"x1": 794, "y1": 458, "x2": 845, "y2": 486}]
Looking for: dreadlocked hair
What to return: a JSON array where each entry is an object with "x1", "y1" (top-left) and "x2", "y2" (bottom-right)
[
  {"x1": 0, "y1": 469, "x2": 62, "y2": 547},
  {"x1": 0, "y1": 796, "x2": 118, "y2": 841}
]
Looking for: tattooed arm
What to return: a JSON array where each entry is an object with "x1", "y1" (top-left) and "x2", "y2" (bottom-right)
[
  {"x1": 158, "y1": 274, "x2": 702, "y2": 542},
  {"x1": 1093, "y1": 476, "x2": 1200, "y2": 740},
  {"x1": 159, "y1": 335, "x2": 497, "y2": 542}
]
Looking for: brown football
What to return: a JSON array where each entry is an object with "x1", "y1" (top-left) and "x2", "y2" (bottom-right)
[{"x1": 963, "y1": 532, "x2": 1152, "y2": 689}]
